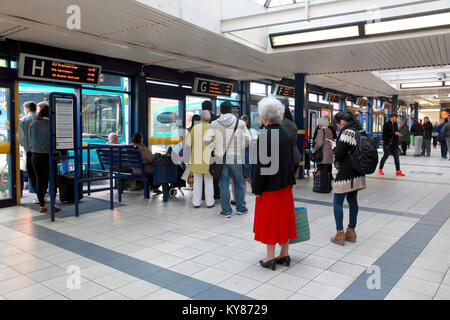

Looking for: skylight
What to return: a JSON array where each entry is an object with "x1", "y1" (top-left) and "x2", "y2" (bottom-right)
[{"x1": 254, "y1": 0, "x2": 297, "y2": 8}]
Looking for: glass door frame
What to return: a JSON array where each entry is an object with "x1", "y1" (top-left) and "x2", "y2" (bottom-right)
[{"x1": 0, "y1": 81, "x2": 17, "y2": 208}]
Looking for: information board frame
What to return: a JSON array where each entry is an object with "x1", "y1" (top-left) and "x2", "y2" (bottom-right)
[
  {"x1": 49, "y1": 93, "x2": 77, "y2": 153},
  {"x1": 274, "y1": 84, "x2": 296, "y2": 98}
]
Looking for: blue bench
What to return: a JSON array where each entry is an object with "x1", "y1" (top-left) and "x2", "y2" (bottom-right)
[{"x1": 94, "y1": 145, "x2": 152, "y2": 201}]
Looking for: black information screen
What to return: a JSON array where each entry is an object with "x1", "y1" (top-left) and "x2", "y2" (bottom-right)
[
  {"x1": 193, "y1": 78, "x2": 233, "y2": 97},
  {"x1": 275, "y1": 85, "x2": 295, "y2": 98},
  {"x1": 19, "y1": 54, "x2": 101, "y2": 86}
]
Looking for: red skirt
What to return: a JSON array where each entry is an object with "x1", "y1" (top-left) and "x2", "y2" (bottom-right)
[{"x1": 253, "y1": 186, "x2": 297, "y2": 245}]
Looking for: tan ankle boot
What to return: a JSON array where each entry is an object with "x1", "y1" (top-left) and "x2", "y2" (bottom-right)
[
  {"x1": 345, "y1": 228, "x2": 357, "y2": 243},
  {"x1": 331, "y1": 231, "x2": 346, "y2": 246}
]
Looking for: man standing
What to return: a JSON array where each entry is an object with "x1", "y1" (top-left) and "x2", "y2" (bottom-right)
[
  {"x1": 379, "y1": 113, "x2": 405, "y2": 176},
  {"x1": 442, "y1": 117, "x2": 450, "y2": 161},
  {"x1": 421, "y1": 117, "x2": 433, "y2": 157},
  {"x1": 204, "y1": 102, "x2": 251, "y2": 217},
  {"x1": 437, "y1": 118, "x2": 448, "y2": 159},
  {"x1": 17, "y1": 101, "x2": 38, "y2": 199},
  {"x1": 399, "y1": 120, "x2": 410, "y2": 156}
]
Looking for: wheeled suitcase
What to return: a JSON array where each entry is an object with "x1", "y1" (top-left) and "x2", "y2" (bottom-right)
[{"x1": 57, "y1": 172, "x2": 83, "y2": 203}]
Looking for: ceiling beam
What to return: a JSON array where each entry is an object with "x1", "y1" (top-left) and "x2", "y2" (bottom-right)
[{"x1": 222, "y1": 0, "x2": 436, "y2": 33}]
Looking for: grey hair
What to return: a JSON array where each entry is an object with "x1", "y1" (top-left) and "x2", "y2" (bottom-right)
[
  {"x1": 108, "y1": 132, "x2": 119, "y2": 142},
  {"x1": 318, "y1": 117, "x2": 329, "y2": 127},
  {"x1": 258, "y1": 97, "x2": 284, "y2": 125},
  {"x1": 201, "y1": 110, "x2": 211, "y2": 122}
]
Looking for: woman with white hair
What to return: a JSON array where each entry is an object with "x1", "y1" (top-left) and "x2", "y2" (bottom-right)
[
  {"x1": 186, "y1": 110, "x2": 214, "y2": 208},
  {"x1": 313, "y1": 117, "x2": 334, "y2": 193},
  {"x1": 252, "y1": 98, "x2": 297, "y2": 271}
]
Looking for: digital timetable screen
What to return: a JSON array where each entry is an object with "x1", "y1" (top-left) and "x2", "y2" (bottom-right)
[
  {"x1": 193, "y1": 78, "x2": 233, "y2": 97},
  {"x1": 325, "y1": 92, "x2": 341, "y2": 103},
  {"x1": 19, "y1": 54, "x2": 102, "y2": 86},
  {"x1": 275, "y1": 85, "x2": 295, "y2": 98}
]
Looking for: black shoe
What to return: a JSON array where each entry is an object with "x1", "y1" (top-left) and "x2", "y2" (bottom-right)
[
  {"x1": 153, "y1": 189, "x2": 163, "y2": 195},
  {"x1": 259, "y1": 259, "x2": 276, "y2": 271},
  {"x1": 237, "y1": 208, "x2": 248, "y2": 215},
  {"x1": 231, "y1": 200, "x2": 236, "y2": 206},
  {"x1": 275, "y1": 255, "x2": 291, "y2": 267},
  {"x1": 220, "y1": 212, "x2": 232, "y2": 218}
]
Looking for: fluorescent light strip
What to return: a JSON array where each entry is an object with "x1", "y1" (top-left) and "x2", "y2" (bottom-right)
[
  {"x1": 271, "y1": 25, "x2": 360, "y2": 47},
  {"x1": 365, "y1": 12, "x2": 450, "y2": 36},
  {"x1": 400, "y1": 81, "x2": 445, "y2": 89}
]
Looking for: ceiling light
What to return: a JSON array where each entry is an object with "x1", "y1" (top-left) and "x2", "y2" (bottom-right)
[
  {"x1": 270, "y1": 25, "x2": 360, "y2": 48},
  {"x1": 365, "y1": 11, "x2": 450, "y2": 36},
  {"x1": 400, "y1": 81, "x2": 446, "y2": 89},
  {"x1": 420, "y1": 109, "x2": 442, "y2": 112}
]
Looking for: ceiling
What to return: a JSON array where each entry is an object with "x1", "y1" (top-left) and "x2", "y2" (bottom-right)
[{"x1": 1, "y1": 0, "x2": 450, "y2": 105}]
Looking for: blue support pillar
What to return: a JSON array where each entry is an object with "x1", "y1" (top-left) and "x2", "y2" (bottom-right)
[
  {"x1": 340, "y1": 98, "x2": 346, "y2": 112},
  {"x1": 414, "y1": 103, "x2": 419, "y2": 120},
  {"x1": 294, "y1": 74, "x2": 306, "y2": 180},
  {"x1": 367, "y1": 98, "x2": 373, "y2": 134},
  {"x1": 392, "y1": 95, "x2": 399, "y2": 114}
]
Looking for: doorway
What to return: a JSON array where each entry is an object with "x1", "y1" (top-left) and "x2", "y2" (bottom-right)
[{"x1": 0, "y1": 82, "x2": 17, "y2": 207}]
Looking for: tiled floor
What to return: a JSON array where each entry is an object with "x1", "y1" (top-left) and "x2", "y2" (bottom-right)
[{"x1": 0, "y1": 147, "x2": 449, "y2": 300}]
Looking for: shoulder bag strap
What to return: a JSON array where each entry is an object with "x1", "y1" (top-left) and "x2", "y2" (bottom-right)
[{"x1": 224, "y1": 119, "x2": 240, "y2": 157}]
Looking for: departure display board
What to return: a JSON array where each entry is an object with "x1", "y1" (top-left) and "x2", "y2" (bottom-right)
[
  {"x1": 193, "y1": 78, "x2": 233, "y2": 97},
  {"x1": 325, "y1": 92, "x2": 341, "y2": 103},
  {"x1": 274, "y1": 85, "x2": 295, "y2": 98},
  {"x1": 356, "y1": 98, "x2": 368, "y2": 107},
  {"x1": 383, "y1": 102, "x2": 392, "y2": 110},
  {"x1": 19, "y1": 54, "x2": 101, "y2": 86}
]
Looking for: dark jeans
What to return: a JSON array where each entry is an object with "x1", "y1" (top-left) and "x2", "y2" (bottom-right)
[
  {"x1": 318, "y1": 164, "x2": 332, "y2": 193},
  {"x1": 441, "y1": 140, "x2": 448, "y2": 158},
  {"x1": 379, "y1": 144, "x2": 400, "y2": 171},
  {"x1": 26, "y1": 152, "x2": 37, "y2": 192},
  {"x1": 333, "y1": 191, "x2": 359, "y2": 231},
  {"x1": 32, "y1": 153, "x2": 51, "y2": 207},
  {"x1": 401, "y1": 142, "x2": 407, "y2": 155}
]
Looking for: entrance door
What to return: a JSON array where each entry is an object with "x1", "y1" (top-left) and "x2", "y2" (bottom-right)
[{"x1": 0, "y1": 83, "x2": 17, "y2": 207}]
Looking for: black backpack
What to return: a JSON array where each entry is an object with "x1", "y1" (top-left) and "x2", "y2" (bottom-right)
[{"x1": 350, "y1": 130, "x2": 379, "y2": 175}]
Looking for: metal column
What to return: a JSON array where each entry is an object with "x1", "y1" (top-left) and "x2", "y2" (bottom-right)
[
  {"x1": 294, "y1": 74, "x2": 306, "y2": 179},
  {"x1": 392, "y1": 95, "x2": 399, "y2": 114},
  {"x1": 414, "y1": 103, "x2": 419, "y2": 120}
]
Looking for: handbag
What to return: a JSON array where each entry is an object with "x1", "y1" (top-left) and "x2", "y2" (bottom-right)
[
  {"x1": 209, "y1": 119, "x2": 239, "y2": 179},
  {"x1": 290, "y1": 207, "x2": 311, "y2": 244},
  {"x1": 313, "y1": 169, "x2": 321, "y2": 193}
]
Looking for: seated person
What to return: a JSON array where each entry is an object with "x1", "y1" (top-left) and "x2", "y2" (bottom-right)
[
  {"x1": 131, "y1": 133, "x2": 161, "y2": 193},
  {"x1": 107, "y1": 133, "x2": 119, "y2": 145}
]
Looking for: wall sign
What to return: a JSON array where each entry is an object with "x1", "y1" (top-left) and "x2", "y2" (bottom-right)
[
  {"x1": 192, "y1": 78, "x2": 233, "y2": 97},
  {"x1": 274, "y1": 85, "x2": 295, "y2": 98},
  {"x1": 383, "y1": 102, "x2": 392, "y2": 110},
  {"x1": 19, "y1": 53, "x2": 102, "y2": 86}
]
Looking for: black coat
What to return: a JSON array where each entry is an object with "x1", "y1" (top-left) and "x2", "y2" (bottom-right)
[
  {"x1": 410, "y1": 122, "x2": 423, "y2": 136},
  {"x1": 423, "y1": 122, "x2": 433, "y2": 139},
  {"x1": 382, "y1": 121, "x2": 399, "y2": 146},
  {"x1": 251, "y1": 124, "x2": 296, "y2": 196}
]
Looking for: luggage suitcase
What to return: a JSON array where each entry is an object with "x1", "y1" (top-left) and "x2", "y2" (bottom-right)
[
  {"x1": 57, "y1": 172, "x2": 83, "y2": 203},
  {"x1": 313, "y1": 169, "x2": 321, "y2": 193}
]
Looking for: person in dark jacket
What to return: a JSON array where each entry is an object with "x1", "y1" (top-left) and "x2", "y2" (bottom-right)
[
  {"x1": 410, "y1": 119, "x2": 424, "y2": 157},
  {"x1": 378, "y1": 113, "x2": 405, "y2": 176},
  {"x1": 399, "y1": 120, "x2": 410, "y2": 156},
  {"x1": 329, "y1": 111, "x2": 366, "y2": 246},
  {"x1": 421, "y1": 117, "x2": 433, "y2": 157},
  {"x1": 437, "y1": 119, "x2": 448, "y2": 158},
  {"x1": 252, "y1": 98, "x2": 297, "y2": 271}
]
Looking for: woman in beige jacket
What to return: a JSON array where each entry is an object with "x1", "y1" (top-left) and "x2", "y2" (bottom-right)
[{"x1": 313, "y1": 117, "x2": 334, "y2": 193}]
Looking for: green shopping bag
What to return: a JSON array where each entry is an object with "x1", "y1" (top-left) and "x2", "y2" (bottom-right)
[{"x1": 290, "y1": 207, "x2": 311, "y2": 244}]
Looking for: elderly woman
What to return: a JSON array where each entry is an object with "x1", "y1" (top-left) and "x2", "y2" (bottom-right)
[
  {"x1": 186, "y1": 110, "x2": 214, "y2": 208},
  {"x1": 313, "y1": 117, "x2": 334, "y2": 193},
  {"x1": 252, "y1": 98, "x2": 297, "y2": 271}
]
